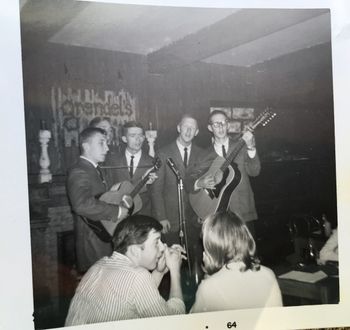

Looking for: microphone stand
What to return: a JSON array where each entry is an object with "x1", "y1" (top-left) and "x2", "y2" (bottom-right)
[
  {"x1": 176, "y1": 175, "x2": 192, "y2": 278},
  {"x1": 167, "y1": 159, "x2": 192, "y2": 278}
]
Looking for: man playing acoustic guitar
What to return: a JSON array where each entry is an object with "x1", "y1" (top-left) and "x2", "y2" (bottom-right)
[
  {"x1": 187, "y1": 109, "x2": 261, "y2": 237},
  {"x1": 109, "y1": 121, "x2": 158, "y2": 217},
  {"x1": 67, "y1": 127, "x2": 131, "y2": 274}
]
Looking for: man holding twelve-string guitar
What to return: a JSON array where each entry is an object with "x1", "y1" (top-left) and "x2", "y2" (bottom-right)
[{"x1": 187, "y1": 110, "x2": 261, "y2": 237}]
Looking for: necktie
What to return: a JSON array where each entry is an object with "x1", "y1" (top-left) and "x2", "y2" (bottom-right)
[
  {"x1": 183, "y1": 147, "x2": 188, "y2": 168},
  {"x1": 129, "y1": 155, "x2": 134, "y2": 178},
  {"x1": 222, "y1": 145, "x2": 227, "y2": 158},
  {"x1": 96, "y1": 166, "x2": 106, "y2": 187}
]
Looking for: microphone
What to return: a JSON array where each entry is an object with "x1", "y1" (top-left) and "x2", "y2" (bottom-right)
[{"x1": 167, "y1": 158, "x2": 181, "y2": 179}]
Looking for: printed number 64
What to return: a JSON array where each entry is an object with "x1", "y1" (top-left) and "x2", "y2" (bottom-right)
[{"x1": 227, "y1": 321, "x2": 237, "y2": 328}]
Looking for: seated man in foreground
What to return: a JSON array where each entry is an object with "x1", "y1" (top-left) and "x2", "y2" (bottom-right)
[{"x1": 65, "y1": 215, "x2": 186, "y2": 326}]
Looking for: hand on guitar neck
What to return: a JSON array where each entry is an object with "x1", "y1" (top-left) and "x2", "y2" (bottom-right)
[{"x1": 241, "y1": 130, "x2": 256, "y2": 152}]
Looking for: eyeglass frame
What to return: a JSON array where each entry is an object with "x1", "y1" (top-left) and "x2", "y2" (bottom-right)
[{"x1": 210, "y1": 120, "x2": 228, "y2": 128}]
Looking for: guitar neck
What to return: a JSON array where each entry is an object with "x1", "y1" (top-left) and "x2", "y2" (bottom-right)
[
  {"x1": 220, "y1": 137, "x2": 246, "y2": 171},
  {"x1": 130, "y1": 175, "x2": 149, "y2": 198}
]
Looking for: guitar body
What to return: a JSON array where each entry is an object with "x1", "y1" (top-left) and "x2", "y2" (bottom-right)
[
  {"x1": 189, "y1": 157, "x2": 242, "y2": 220},
  {"x1": 99, "y1": 181, "x2": 143, "y2": 237},
  {"x1": 189, "y1": 109, "x2": 277, "y2": 220}
]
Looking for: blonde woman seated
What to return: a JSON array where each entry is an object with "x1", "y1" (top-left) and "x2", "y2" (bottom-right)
[{"x1": 190, "y1": 211, "x2": 282, "y2": 313}]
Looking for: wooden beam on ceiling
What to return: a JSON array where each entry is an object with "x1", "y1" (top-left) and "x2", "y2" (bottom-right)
[{"x1": 147, "y1": 8, "x2": 329, "y2": 74}]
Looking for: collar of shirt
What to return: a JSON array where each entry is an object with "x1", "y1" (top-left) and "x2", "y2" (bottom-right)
[
  {"x1": 125, "y1": 149, "x2": 142, "y2": 169},
  {"x1": 213, "y1": 138, "x2": 229, "y2": 157},
  {"x1": 176, "y1": 139, "x2": 192, "y2": 161},
  {"x1": 80, "y1": 155, "x2": 98, "y2": 168}
]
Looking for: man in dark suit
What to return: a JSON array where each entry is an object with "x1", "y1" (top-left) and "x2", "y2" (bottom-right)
[
  {"x1": 67, "y1": 127, "x2": 130, "y2": 274},
  {"x1": 187, "y1": 109, "x2": 261, "y2": 237},
  {"x1": 109, "y1": 121, "x2": 157, "y2": 216},
  {"x1": 151, "y1": 115, "x2": 204, "y2": 250}
]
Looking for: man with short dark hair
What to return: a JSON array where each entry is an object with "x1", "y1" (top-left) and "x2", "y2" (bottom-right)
[
  {"x1": 65, "y1": 215, "x2": 186, "y2": 326},
  {"x1": 67, "y1": 127, "x2": 130, "y2": 274},
  {"x1": 88, "y1": 116, "x2": 120, "y2": 187},
  {"x1": 109, "y1": 121, "x2": 157, "y2": 216}
]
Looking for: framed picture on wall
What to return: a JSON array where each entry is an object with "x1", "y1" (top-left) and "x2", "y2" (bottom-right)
[{"x1": 210, "y1": 105, "x2": 256, "y2": 133}]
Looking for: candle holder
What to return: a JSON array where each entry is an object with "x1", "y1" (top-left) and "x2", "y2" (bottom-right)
[
  {"x1": 145, "y1": 130, "x2": 157, "y2": 158},
  {"x1": 39, "y1": 129, "x2": 52, "y2": 183}
]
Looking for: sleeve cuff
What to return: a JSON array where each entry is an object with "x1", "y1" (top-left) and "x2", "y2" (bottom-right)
[{"x1": 247, "y1": 148, "x2": 256, "y2": 158}]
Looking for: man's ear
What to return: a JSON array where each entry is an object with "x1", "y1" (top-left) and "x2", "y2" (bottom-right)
[
  {"x1": 194, "y1": 128, "x2": 199, "y2": 137},
  {"x1": 128, "y1": 244, "x2": 141, "y2": 259},
  {"x1": 81, "y1": 141, "x2": 89, "y2": 154},
  {"x1": 121, "y1": 136, "x2": 127, "y2": 144},
  {"x1": 208, "y1": 124, "x2": 213, "y2": 133},
  {"x1": 177, "y1": 125, "x2": 181, "y2": 134}
]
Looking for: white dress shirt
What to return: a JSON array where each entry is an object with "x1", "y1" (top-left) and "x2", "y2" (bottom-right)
[
  {"x1": 213, "y1": 138, "x2": 229, "y2": 157},
  {"x1": 213, "y1": 138, "x2": 256, "y2": 158},
  {"x1": 176, "y1": 140, "x2": 192, "y2": 166},
  {"x1": 125, "y1": 149, "x2": 142, "y2": 175}
]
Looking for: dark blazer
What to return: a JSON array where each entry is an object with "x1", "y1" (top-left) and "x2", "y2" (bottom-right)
[
  {"x1": 187, "y1": 138, "x2": 261, "y2": 222},
  {"x1": 67, "y1": 157, "x2": 120, "y2": 273},
  {"x1": 151, "y1": 141, "x2": 204, "y2": 232},
  {"x1": 108, "y1": 150, "x2": 155, "y2": 216}
]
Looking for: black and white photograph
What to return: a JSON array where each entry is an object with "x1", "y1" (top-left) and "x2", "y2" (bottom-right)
[{"x1": 1, "y1": 0, "x2": 350, "y2": 330}]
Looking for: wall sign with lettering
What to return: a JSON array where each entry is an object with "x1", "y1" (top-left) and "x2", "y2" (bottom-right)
[{"x1": 51, "y1": 87, "x2": 137, "y2": 147}]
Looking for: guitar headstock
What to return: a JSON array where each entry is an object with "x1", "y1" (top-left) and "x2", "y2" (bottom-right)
[{"x1": 251, "y1": 108, "x2": 277, "y2": 129}]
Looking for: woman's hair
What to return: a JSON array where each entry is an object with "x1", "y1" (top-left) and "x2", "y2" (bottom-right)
[{"x1": 202, "y1": 211, "x2": 260, "y2": 275}]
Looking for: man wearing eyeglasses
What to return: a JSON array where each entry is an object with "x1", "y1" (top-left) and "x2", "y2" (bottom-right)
[{"x1": 187, "y1": 110, "x2": 261, "y2": 237}]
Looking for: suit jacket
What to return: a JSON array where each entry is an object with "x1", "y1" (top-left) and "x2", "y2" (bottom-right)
[
  {"x1": 151, "y1": 141, "x2": 204, "y2": 232},
  {"x1": 67, "y1": 157, "x2": 120, "y2": 273},
  {"x1": 186, "y1": 138, "x2": 261, "y2": 222},
  {"x1": 108, "y1": 150, "x2": 155, "y2": 216}
]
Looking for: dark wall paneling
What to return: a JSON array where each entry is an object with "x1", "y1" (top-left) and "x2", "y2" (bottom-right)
[
  {"x1": 152, "y1": 61, "x2": 253, "y2": 149},
  {"x1": 248, "y1": 43, "x2": 334, "y2": 161},
  {"x1": 23, "y1": 43, "x2": 149, "y2": 175},
  {"x1": 23, "y1": 39, "x2": 335, "y2": 181}
]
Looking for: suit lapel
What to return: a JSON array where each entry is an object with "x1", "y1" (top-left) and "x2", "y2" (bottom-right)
[
  {"x1": 188, "y1": 144, "x2": 200, "y2": 167},
  {"x1": 120, "y1": 153, "x2": 131, "y2": 180},
  {"x1": 133, "y1": 152, "x2": 146, "y2": 180},
  {"x1": 79, "y1": 158, "x2": 107, "y2": 192}
]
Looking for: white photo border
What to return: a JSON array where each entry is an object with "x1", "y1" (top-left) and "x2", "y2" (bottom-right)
[{"x1": 1, "y1": 0, "x2": 350, "y2": 329}]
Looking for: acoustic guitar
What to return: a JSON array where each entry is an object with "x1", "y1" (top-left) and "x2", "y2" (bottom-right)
[
  {"x1": 189, "y1": 109, "x2": 276, "y2": 220},
  {"x1": 84, "y1": 158, "x2": 162, "y2": 242}
]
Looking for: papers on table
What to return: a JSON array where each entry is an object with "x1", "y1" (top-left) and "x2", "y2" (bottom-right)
[{"x1": 278, "y1": 270, "x2": 328, "y2": 283}]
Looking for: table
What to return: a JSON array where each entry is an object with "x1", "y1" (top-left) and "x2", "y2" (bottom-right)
[{"x1": 277, "y1": 265, "x2": 339, "y2": 305}]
